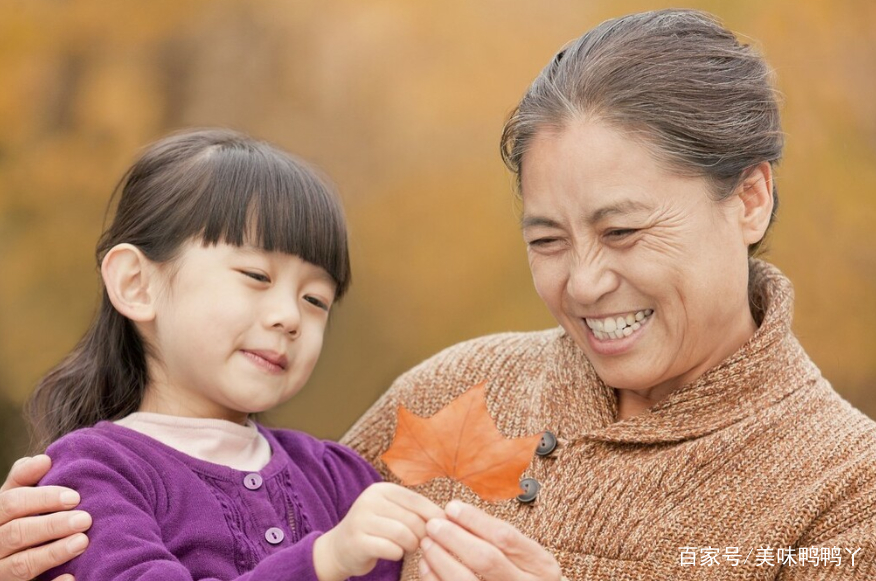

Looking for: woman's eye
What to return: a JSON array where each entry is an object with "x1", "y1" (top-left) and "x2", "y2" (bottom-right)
[
  {"x1": 242, "y1": 271, "x2": 270, "y2": 283},
  {"x1": 528, "y1": 237, "x2": 559, "y2": 247},
  {"x1": 304, "y1": 296, "x2": 330, "y2": 311},
  {"x1": 605, "y1": 228, "x2": 638, "y2": 239}
]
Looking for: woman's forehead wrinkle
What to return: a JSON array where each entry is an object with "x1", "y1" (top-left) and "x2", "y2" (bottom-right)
[
  {"x1": 585, "y1": 199, "x2": 653, "y2": 224},
  {"x1": 522, "y1": 199, "x2": 655, "y2": 231}
]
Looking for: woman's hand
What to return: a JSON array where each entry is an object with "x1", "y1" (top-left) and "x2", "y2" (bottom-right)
[
  {"x1": 419, "y1": 500, "x2": 563, "y2": 581},
  {"x1": 313, "y1": 482, "x2": 444, "y2": 581},
  {"x1": 0, "y1": 455, "x2": 91, "y2": 581}
]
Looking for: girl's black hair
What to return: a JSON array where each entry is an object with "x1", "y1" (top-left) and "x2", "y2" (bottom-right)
[{"x1": 27, "y1": 128, "x2": 350, "y2": 450}]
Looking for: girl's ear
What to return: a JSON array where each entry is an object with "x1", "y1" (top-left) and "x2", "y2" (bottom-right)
[
  {"x1": 736, "y1": 161, "x2": 775, "y2": 246},
  {"x1": 101, "y1": 244, "x2": 159, "y2": 322}
]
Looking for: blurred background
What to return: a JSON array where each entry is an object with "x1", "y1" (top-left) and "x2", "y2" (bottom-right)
[{"x1": 1, "y1": 0, "x2": 874, "y2": 478}]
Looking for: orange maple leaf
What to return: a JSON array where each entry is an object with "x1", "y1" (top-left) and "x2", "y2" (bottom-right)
[{"x1": 380, "y1": 382, "x2": 542, "y2": 502}]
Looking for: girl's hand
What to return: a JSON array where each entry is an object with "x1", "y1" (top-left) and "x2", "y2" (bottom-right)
[
  {"x1": 419, "y1": 500, "x2": 563, "y2": 581},
  {"x1": 0, "y1": 455, "x2": 91, "y2": 581},
  {"x1": 313, "y1": 482, "x2": 444, "y2": 581}
]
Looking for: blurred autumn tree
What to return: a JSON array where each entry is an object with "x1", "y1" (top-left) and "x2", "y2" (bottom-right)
[{"x1": 1, "y1": 0, "x2": 874, "y2": 478}]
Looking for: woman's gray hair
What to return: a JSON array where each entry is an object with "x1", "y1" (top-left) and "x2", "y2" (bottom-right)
[{"x1": 500, "y1": 9, "x2": 783, "y2": 254}]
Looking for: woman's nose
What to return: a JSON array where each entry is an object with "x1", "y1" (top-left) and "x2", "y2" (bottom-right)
[{"x1": 566, "y1": 253, "x2": 618, "y2": 305}]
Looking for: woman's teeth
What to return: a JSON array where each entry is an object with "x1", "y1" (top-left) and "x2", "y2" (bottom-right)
[{"x1": 585, "y1": 309, "x2": 653, "y2": 340}]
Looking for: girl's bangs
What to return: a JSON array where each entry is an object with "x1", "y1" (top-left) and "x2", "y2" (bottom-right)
[{"x1": 191, "y1": 145, "x2": 350, "y2": 298}]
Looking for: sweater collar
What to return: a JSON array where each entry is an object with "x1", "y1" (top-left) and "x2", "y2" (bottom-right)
[
  {"x1": 545, "y1": 259, "x2": 822, "y2": 445},
  {"x1": 114, "y1": 412, "x2": 272, "y2": 471}
]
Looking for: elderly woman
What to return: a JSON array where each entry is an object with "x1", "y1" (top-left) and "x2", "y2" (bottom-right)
[{"x1": 2, "y1": 9, "x2": 875, "y2": 581}]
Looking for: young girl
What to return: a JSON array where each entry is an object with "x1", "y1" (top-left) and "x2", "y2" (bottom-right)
[{"x1": 29, "y1": 128, "x2": 443, "y2": 581}]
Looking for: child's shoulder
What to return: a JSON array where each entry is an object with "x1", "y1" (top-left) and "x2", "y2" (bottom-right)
[
  {"x1": 43, "y1": 422, "x2": 170, "y2": 483},
  {"x1": 46, "y1": 421, "x2": 131, "y2": 459},
  {"x1": 260, "y1": 425, "x2": 357, "y2": 460}
]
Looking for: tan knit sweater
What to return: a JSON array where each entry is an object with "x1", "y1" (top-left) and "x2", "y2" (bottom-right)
[{"x1": 341, "y1": 260, "x2": 876, "y2": 580}]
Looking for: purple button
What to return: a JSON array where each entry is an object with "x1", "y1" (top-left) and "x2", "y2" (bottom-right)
[
  {"x1": 265, "y1": 527, "x2": 285, "y2": 545},
  {"x1": 243, "y1": 473, "x2": 263, "y2": 490}
]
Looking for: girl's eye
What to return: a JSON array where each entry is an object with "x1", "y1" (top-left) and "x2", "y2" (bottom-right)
[
  {"x1": 304, "y1": 295, "x2": 330, "y2": 311},
  {"x1": 242, "y1": 271, "x2": 270, "y2": 283}
]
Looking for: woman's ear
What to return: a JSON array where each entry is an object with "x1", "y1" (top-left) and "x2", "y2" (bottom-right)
[
  {"x1": 101, "y1": 244, "x2": 159, "y2": 322},
  {"x1": 736, "y1": 161, "x2": 775, "y2": 246}
]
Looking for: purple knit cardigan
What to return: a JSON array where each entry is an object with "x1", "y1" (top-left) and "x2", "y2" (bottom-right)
[{"x1": 39, "y1": 421, "x2": 401, "y2": 580}]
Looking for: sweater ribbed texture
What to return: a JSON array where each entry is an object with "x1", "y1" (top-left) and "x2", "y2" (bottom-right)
[{"x1": 342, "y1": 259, "x2": 876, "y2": 580}]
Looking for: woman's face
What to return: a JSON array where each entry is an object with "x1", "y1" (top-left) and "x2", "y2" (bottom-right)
[{"x1": 521, "y1": 119, "x2": 759, "y2": 398}]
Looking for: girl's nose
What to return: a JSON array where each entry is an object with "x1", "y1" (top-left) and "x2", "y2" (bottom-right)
[{"x1": 266, "y1": 298, "x2": 302, "y2": 337}]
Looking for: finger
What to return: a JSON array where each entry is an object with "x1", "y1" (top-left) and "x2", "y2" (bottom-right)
[
  {"x1": 425, "y1": 517, "x2": 515, "y2": 578},
  {"x1": 419, "y1": 536, "x2": 478, "y2": 581},
  {"x1": 1, "y1": 456, "x2": 52, "y2": 493},
  {"x1": 379, "y1": 484, "x2": 445, "y2": 522},
  {"x1": 0, "y1": 511, "x2": 92, "y2": 559},
  {"x1": 0, "y1": 532, "x2": 88, "y2": 580},
  {"x1": 0, "y1": 458, "x2": 31, "y2": 493},
  {"x1": 51, "y1": 575, "x2": 75, "y2": 581},
  {"x1": 372, "y1": 498, "x2": 434, "y2": 542},
  {"x1": 358, "y1": 534, "x2": 406, "y2": 563},
  {"x1": 445, "y1": 500, "x2": 546, "y2": 566},
  {"x1": 363, "y1": 516, "x2": 420, "y2": 554},
  {"x1": 0, "y1": 486, "x2": 81, "y2": 526}
]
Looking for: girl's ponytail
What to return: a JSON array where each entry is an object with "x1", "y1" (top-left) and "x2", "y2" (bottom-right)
[{"x1": 27, "y1": 295, "x2": 148, "y2": 452}]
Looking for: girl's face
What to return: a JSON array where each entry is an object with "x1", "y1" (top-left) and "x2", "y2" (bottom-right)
[{"x1": 140, "y1": 240, "x2": 336, "y2": 423}]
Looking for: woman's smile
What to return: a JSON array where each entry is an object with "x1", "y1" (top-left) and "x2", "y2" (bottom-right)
[
  {"x1": 585, "y1": 308, "x2": 654, "y2": 340},
  {"x1": 583, "y1": 309, "x2": 654, "y2": 356}
]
